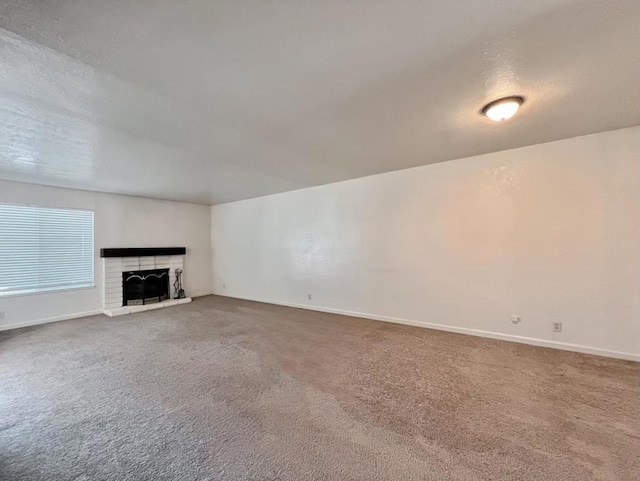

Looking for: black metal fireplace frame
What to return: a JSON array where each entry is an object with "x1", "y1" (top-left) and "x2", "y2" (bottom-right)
[{"x1": 122, "y1": 268, "x2": 170, "y2": 306}]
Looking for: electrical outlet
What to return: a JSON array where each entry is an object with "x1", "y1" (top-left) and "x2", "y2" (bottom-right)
[
  {"x1": 552, "y1": 322, "x2": 562, "y2": 333},
  {"x1": 307, "y1": 294, "x2": 312, "y2": 300},
  {"x1": 0, "y1": 311, "x2": 4, "y2": 320},
  {"x1": 511, "y1": 315, "x2": 521, "y2": 324},
  {"x1": 222, "y1": 283, "x2": 226, "y2": 289}
]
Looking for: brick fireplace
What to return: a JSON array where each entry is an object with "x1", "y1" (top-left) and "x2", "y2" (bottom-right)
[{"x1": 101, "y1": 247, "x2": 191, "y2": 316}]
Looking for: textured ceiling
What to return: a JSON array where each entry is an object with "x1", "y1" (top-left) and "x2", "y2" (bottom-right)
[{"x1": 0, "y1": 1, "x2": 638, "y2": 205}]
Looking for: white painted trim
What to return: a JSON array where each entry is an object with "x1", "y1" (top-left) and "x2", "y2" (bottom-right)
[
  {"x1": 215, "y1": 293, "x2": 640, "y2": 362},
  {"x1": 0, "y1": 310, "x2": 104, "y2": 332},
  {"x1": 0, "y1": 284, "x2": 96, "y2": 299},
  {"x1": 0, "y1": 295, "x2": 205, "y2": 331}
]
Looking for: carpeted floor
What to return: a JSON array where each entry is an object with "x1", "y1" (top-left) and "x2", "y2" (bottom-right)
[{"x1": 0, "y1": 295, "x2": 637, "y2": 481}]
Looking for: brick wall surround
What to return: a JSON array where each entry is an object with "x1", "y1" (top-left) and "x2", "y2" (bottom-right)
[{"x1": 102, "y1": 255, "x2": 190, "y2": 316}]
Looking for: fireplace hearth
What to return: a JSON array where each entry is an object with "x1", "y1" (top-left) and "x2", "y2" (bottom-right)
[{"x1": 123, "y1": 268, "x2": 169, "y2": 306}]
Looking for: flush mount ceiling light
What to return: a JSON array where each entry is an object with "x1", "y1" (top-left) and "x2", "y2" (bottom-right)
[{"x1": 482, "y1": 96, "x2": 524, "y2": 122}]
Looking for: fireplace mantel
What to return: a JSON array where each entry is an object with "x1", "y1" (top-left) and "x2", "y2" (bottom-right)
[{"x1": 100, "y1": 247, "x2": 186, "y2": 258}]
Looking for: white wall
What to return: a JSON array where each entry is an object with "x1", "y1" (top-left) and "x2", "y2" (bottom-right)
[
  {"x1": 0, "y1": 181, "x2": 212, "y2": 329},
  {"x1": 211, "y1": 127, "x2": 640, "y2": 360}
]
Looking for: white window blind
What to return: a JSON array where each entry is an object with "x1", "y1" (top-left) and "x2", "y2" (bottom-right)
[{"x1": 0, "y1": 204, "x2": 94, "y2": 296}]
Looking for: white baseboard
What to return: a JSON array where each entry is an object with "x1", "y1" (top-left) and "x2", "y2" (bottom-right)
[
  {"x1": 0, "y1": 293, "x2": 210, "y2": 332},
  {"x1": 0, "y1": 310, "x2": 104, "y2": 332},
  {"x1": 215, "y1": 293, "x2": 640, "y2": 362}
]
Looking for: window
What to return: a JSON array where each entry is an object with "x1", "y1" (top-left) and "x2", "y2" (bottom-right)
[{"x1": 0, "y1": 204, "x2": 94, "y2": 296}]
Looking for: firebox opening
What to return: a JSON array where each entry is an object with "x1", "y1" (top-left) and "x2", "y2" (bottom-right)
[{"x1": 122, "y1": 268, "x2": 169, "y2": 306}]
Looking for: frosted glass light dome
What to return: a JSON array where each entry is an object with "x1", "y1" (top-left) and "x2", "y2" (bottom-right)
[{"x1": 482, "y1": 96, "x2": 524, "y2": 122}]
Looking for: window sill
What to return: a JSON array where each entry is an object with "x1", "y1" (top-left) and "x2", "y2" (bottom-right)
[{"x1": 0, "y1": 284, "x2": 96, "y2": 299}]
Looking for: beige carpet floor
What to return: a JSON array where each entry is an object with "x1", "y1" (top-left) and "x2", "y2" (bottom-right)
[{"x1": 0, "y1": 295, "x2": 637, "y2": 480}]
